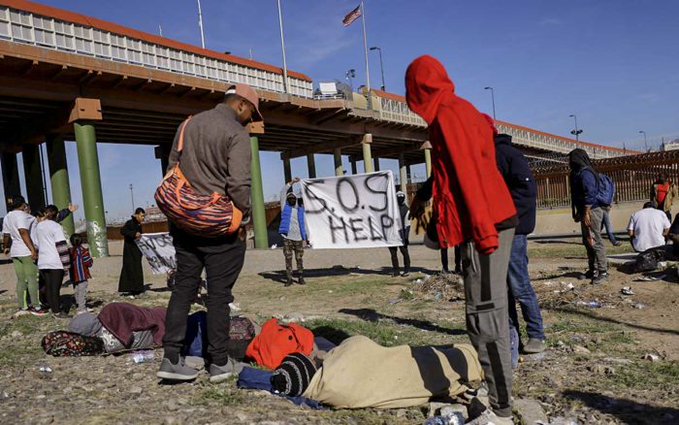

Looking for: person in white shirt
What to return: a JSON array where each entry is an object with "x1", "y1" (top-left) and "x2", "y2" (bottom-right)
[
  {"x1": 35, "y1": 205, "x2": 71, "y2": 318},
  {"x1": 2, "y1": 196, "x2": 43, "y2": 315},
  {"x1": 628, "y1": 202, "x2": 671, "y2": 252}
]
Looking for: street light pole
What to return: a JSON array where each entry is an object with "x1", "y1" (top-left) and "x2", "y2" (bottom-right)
[
  {"x1": 639, "y1": 130, "x2": 648, "y2": 152},
  {"x1": 129, "y1": 184, "x2": 135, "y2": 211},
  {"x1": 484, "y1": 86, "x2": 496, "y2": 120},
  {"x1": 370, "y1": 46, "x2": 386, "y2": 91},
  {"x1": 569, "y1": 114, "x2": 583, "y2": 142}
]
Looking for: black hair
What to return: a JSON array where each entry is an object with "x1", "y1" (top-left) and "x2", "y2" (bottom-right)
[
  {"x1": 8, "y1": 195, "x2": 26, "y2": 211},
  {"x1": 644, "y1": 201, "x2": 656, "y2": 209},
  {"x1": 70, "y1": 233, "x2": 84, "y2": 247},
  {"x1": 135, "y1": 208, "x2": 146, "y2": 215},
  {"x1": 44, "y1": 205, "x2": 59, "y2": 220}
]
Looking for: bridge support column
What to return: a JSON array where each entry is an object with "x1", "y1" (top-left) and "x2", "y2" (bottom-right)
[
  {"x1": 399, "y1": 154, "x2": 408, "y2": 193},
  {"x1": 362, "y1": 134, "x2": 374, "y2": 173},
  {"x1": 333, "y1": 148, "x2": 344, "y2": 176},
  {"x1": 47, "y1": 136, "x2": 74, "y2": 237},
  {"x1": 22, "y1": 144, "x2": 46, "y2": 212},
  {"x1": 424, "y1": 145, "x2": 432, "y2": 178},
  {"x1": 154, "y1": 144, "x2": 171, "y2": 177},
  {"x1": 373, "y1": 157, "x2": 380, "y2": 172},
  {"x1": 283, "y1": 156, "x2": 292, "y2": 183},
  {"x1": 1, "y1": 152, "x2": 21, "y2": 204},
  {"x1": 74, "y1": 123, "x2": 108, "y2": 257},
  {"x1": 350, "y1": 157, "x2": 358, "y2": 175},
  {"x1": 250, "y1": 136, "x2": 268, "y2": 249},
  {"x1": 306, "y1": 153, "x2": 316, "y2": 178}
]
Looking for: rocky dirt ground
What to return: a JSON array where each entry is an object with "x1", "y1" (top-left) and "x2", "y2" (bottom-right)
[{"x1": 0, "y1": 240, "x2": 677, "y2": 425}]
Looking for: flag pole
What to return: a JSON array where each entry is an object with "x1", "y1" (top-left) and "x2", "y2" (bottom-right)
[
  {"x1": 276, "y1": 0, "x2": 289, "y2": 93},
  {"x1": 360, "y1": 1, "x2": 371, "y2": 105},
  {"x1": 197, "y1": 0, "x2": 206, "y2": 49}
]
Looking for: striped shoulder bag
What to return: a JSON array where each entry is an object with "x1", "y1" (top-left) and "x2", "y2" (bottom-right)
[{"x1": 154, "y1": 117, "x2": 242, "y2": 238}]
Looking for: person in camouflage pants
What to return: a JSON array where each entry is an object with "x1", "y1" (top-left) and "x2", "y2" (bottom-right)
[{"x1": 279, "y1": 179, "x2": 309, "y2": 286}]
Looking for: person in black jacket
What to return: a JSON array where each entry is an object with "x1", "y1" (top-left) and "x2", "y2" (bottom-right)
[
  {"x1": 118, "y1": 208, "x2": 145, "y2": 296},
  {"x1": 494, "y1": 132, "x2": 546, "y2": 359}
]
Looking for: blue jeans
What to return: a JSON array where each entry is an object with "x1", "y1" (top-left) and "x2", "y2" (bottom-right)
[
  {"x1": 601, "y1": 209, "x2": 617, "y2": 243},
  {"x1": 507, "y1": 235, "x2": 545, "y2": 347}
]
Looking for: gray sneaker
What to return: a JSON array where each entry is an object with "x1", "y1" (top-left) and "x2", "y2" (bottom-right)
[
  {"x1": 209, "y1": 358, "x2": 244, "y2": 383},
  {"x1": 157, "y1": 357, "x2": 199, "y2": 381},
  {"x1": 523, "y1": 338, "x2": 546, "y2": 354}
]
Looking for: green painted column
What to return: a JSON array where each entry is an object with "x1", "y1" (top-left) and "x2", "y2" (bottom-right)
[
  {"x1": 250, "y1": 136, "x2": 268, "y2": 249},
  {"x1": 399, "y1": 153, "x2": 408, "y2": 193},
  {"x1": 362, "y1": 134, "x2": 374, "y2": 173},
  {"x1": 47, "y1": 136, "x2": 75, "y2": 237},
  {"x1": 74, "y1": 123, "x2": 108, "y2": 257},
  {"x1": 22, "y1": 144, "x2": 46, "y2": 211},
  {"x1": 1, "y1": 152, "x2": 21, "y2": 203},
  {"x1": 306, "y1": 153, "x2": 317, "y2": 178},
  {"x1": 283, "y1": 156, "x2": 292, "y2": 182},
  {"x1": 333, "y1": 148, "x2": 344, "y2": 176},
  {"x1": 424, "y1": 148, "x2": 432, "y2": 178}
]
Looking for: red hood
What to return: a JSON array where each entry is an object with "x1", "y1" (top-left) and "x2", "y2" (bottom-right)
[
  {"x1": 482, "y1": 113, "x2": 498, "y2": 136},
  {"x1": 406, "y1": 55, "x2": 456, "y2": 125}
]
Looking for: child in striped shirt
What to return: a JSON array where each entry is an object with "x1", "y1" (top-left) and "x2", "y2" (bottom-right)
[{"x1": 69, "y1": 234, "x2": 93, "y2": 314}]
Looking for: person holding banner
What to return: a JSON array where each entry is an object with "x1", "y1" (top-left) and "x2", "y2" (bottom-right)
[
  {"x1": 279, "y1": 179, "x2": 309, "y2": 286},
  {"x1": 388, "y1": 191, "x2": 411, "y2": 277},
  {"x1": 406, "y1": 55, "x2": 518, "y2": 424}
]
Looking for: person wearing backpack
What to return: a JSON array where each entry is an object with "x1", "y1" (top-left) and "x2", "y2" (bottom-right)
[
  {"x1": 158, "y1": 84, "x2": 260, "y2": 383},
  {"x1": 568, "y1": 148, "x2": 609, "y2": 284}
]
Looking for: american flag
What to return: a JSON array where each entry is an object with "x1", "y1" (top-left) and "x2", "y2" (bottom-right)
[{"x1": 342, "y1": 5, "x2": 362, "y2": 27}]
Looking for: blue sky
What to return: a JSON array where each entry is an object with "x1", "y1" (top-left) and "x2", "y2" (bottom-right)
[{"x1": 2, "y1": 0, "x2": 678, "y2": 220}]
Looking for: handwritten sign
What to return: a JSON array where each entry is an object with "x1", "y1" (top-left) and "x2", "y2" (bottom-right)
[
  {"x1": 301, "y1": 171, "x2": 403, "y2": 249},
  {"x1": 135, "y1": 232, "x2": 175, "y2": 274}
]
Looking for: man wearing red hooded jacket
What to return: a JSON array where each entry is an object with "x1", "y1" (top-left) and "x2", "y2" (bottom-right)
[{"x1": 407, "y1": 55, "x2": 516, "y2": 423}]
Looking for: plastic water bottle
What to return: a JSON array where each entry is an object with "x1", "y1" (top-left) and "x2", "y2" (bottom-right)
[
  {"x1": 132, "y1": 350, "x2": 155, "y2": 364},
  {"x1": 424, "y1": 412, "x2": 464, "y2": 425}
]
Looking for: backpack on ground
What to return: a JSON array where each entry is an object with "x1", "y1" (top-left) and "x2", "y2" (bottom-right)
[{"x1": 154, "y1": 117, "x2": 243, "y2": 238}]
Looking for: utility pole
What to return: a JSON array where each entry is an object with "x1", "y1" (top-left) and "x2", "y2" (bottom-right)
[
  {"x1": 484, "y1": 86, "x2": 496, "y2": 120},
  {"x1": 129, "y1": 184, "x2": 135, "y2": 211},
  {"x1": 569, "y1": 114, "x2": 583, "y2": 142}
]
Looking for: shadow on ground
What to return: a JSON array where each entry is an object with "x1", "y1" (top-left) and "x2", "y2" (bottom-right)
[
  {"x1": 548, "y1": 305, "x2": 679, "y2": 336},
  {"x1": 258, "y1": 266, "x2": 438, "y2": 284},
  {"x1": 339, "y1": 307, "x2": 466, "y2": 336},
  {"x1": 563, "y1": 390, "x2": 679, "y2": 425}
]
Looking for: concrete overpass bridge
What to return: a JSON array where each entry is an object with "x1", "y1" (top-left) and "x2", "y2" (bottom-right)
[{"x1": 0, "y1": 0, "x2": 630, "y2": 255}]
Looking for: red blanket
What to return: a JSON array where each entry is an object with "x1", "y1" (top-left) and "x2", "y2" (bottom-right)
[{"x1": 98, "y1": 303, "x2": 167, "y2": 348}]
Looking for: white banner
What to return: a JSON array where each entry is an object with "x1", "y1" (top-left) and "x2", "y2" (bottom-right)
[
  {"x1": 135, "y1": 232, "x2": 175, "y2": 274},
  {"x1": 301, "y1": 171, "x2": 403, "y2": 249}
]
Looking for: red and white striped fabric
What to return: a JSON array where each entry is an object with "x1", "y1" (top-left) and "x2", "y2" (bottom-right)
[{"x1": 342, "y1": 5, "x2": 362, "y2": 27}]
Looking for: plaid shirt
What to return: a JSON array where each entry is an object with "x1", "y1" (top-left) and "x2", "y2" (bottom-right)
[{"x1": 69, "y1": 246, "x2": 93, "y2": 284}]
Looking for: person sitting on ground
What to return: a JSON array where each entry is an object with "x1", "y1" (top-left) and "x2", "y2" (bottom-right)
[
  {"x1": 628, "y1": 201, "x2": 671, "y2": 253},
  {"x1": 279, "y1": 178, "x2": 309, "y2": 286},
  {"x1": 568, "y1": 148, "x2": 609, "y2": 284},
  {"x1": 118, "y1": 208, "x2": 146, "y2": 296},
  {"x1": 388, "y1": 191, "x2": 411, "y2": 277},
  {"x1": 35, "y1": 205, "x2": 71, "y2": 318},
  {"x1": 2, "y1": 195, "x2": 42, "y2": 316},
  {"x1": 69, "y1": 234, "x2": 94, "y2": 314},
  {"x1": 650, "y1": 173, "x2": 676, "y2": 221}
]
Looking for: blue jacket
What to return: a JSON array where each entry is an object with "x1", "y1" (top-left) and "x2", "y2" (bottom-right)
[
  {"x1": 494, "y1": 134, "x2": 537, "y2": 235},
  {"x1": 571, "y1": 167, "x2": 602, "y2": 217}
]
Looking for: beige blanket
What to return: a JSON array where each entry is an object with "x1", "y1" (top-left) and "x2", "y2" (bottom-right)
[{"x1": 303, "y1": 335, "x2": 483, "y2": 409}]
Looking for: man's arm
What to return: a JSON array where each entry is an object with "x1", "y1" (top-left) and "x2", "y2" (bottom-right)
[
  {"x1": 225, "y1": 132, "x2": 252, "y2": 219},
  {"x1": 19, "y1": 228, "x2": 37, "y2": 260},
  {"x1": 2, "y1": 234, "x2": 10, "y2": 255}
]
